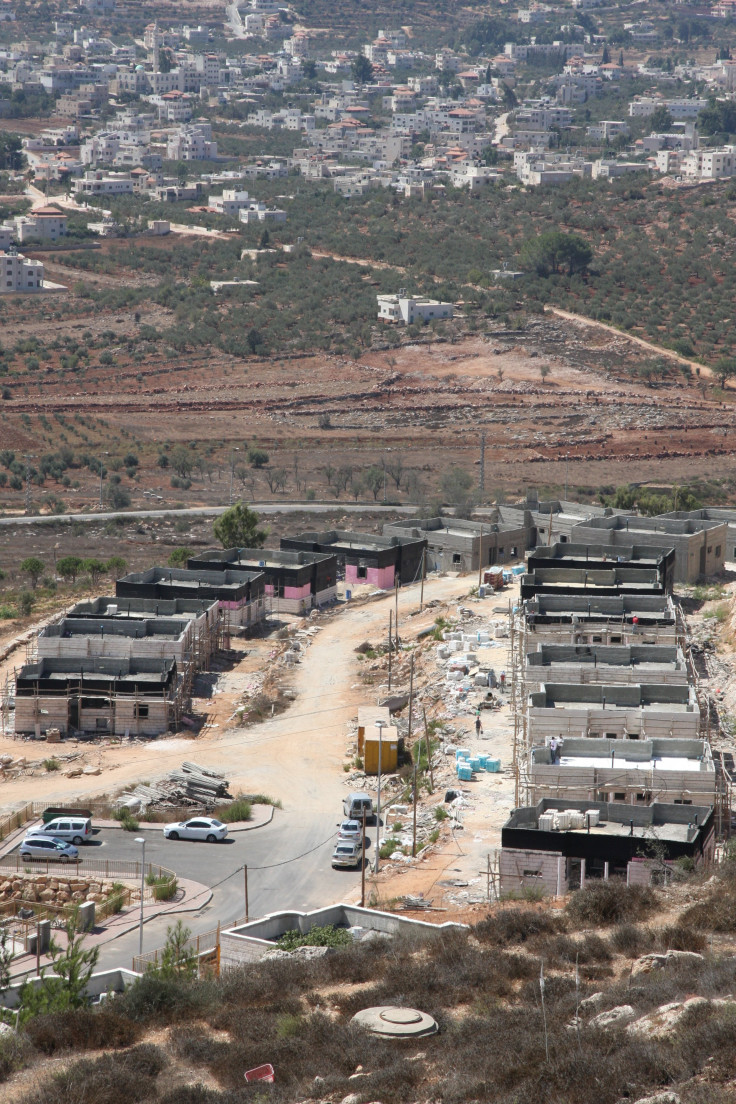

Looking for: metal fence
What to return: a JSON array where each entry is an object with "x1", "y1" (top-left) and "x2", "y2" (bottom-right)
[
  {"x1": 0, "y1": 854, "x2": 176, "y2": 902},
  {"x1": 0, "y1": 803, "x2": 35, "y2": 842},
  {"x1": 131, "y1": 916, "x2": 247, "y2": 975}
]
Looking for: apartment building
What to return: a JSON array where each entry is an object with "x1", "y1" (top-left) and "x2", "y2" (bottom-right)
[{"x1": 0, "y1": 249, "x2": 44, "y2": 292}]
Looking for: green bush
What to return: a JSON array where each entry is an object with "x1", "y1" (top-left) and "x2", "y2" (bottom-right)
[
  {"x1": 114, "y1": 808, "x2": 139, "y2": 832},
  {"x1": 277, "y1": 924, "x2": 352, "y2": 951},
  {"x1": 43, "y1": 759, "x2": 60, "y2": 772},
  {"x1": 217, "y1": 797, "x2": 252, "y2": 823},
  {"x1": 145, "y1": 873, "x2": 177, "y2": 902}
]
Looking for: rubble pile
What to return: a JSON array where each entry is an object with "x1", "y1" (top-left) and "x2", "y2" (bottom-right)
[{"x1": 120, "y1": 761, "x2": 230, "y2": 811}]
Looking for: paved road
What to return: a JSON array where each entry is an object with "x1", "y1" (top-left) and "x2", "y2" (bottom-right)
[
  {"x1": 11, "y1": 816, "x2": 373, "y2": 971},
  {"x1": 0, "y1": 502, "x2": 417, "y2": 527}
]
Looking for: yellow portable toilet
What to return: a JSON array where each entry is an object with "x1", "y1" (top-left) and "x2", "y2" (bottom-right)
[
  {"x1": 357, "y1": 705, "x2": 391, "y2": 755},
  {"x1": 363, "y1": 725, "x2": 399, "y2": 775}
]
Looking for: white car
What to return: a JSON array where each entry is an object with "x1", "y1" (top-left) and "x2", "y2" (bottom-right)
[
  {"x1": 163, "y1": 817, "x2": 228, "y2": 842},
  {"x1": 332, "y1": 839, "x2": 364, "y2": 868},
  {"x1": 337, "y1": 819, "x2": 363, "y2": 843}
]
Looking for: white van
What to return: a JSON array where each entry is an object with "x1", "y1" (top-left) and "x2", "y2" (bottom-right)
[
  {"x1": 343, "y1": 792, "x2": 373, "y2": 821},
  {"x1": 26, "y1": 817, "x2": 93, "y2": 846}
]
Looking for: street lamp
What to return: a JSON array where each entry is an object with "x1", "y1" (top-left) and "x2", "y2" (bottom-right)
[
  {"x1": 135, "y1": 836, "x2": 145, "y2": 958},
  {"x1": 229, "y1": 447, "x2": 240, "y2": 506},
  {"x1": 374, "y1": 720, "x2": 386, "y2": 873}
]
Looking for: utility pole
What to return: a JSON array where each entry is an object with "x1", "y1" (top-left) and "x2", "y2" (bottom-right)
[
  {"x1": 420, "y1": 548, "x2": 425, "y2": 611},
  {"x1": 387, "y1": 610, "x2": 392, "y2": 692},
  {"x1": 479, "y1": 431, "x2": 485, "y2": 493},
  {"x1": 374, "y1": 720, "x2": 386, "y2": 874},
  {"x1": 24, "y1": 455, "x2": 31, "y2": 515},
  {"x1": 361, "y1": 808, "x2": 366, "y2": 906},
  {"x1": 564, "y1": 454, "x2": 569, "y2": 502},
  {"x1": 407, "y1": 653, "x2": 414, "y2": 742},
  {"x1": 394, "y1": 577, "x2": 399, "y2": 648},
  {"x1": 412, "y1": 763, "x2": 417, "y2": 857},
  {"x1": 244, "y1": 865, "x2": 249, "y2": 922},
  {"x1": 229, "y1": 446, "x2": 240, "y2": 505}
]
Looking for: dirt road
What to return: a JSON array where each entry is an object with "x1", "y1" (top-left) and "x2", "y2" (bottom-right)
[
  {"x1": 0, "y1": 576, "x2": 473, "y2": 815},
  {"x1": 545, "y1": 306, "x2": 716, "y2": 381}
]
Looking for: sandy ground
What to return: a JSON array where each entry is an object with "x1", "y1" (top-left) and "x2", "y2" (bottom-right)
[{"x1": 0, "y1": 576, "x2": 475, "y2": 821}]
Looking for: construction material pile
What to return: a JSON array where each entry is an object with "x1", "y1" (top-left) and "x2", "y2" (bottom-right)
[{"x1": 119, "y1": 761, "x2": 231, "y2": 812}]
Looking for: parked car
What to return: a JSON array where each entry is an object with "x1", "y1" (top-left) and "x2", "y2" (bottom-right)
[
  {"x1": 20, "y1": 836, "x2": 79, "y2": 863},
  {"x1": 337, "y1": 819, "x2": 363, "y2": 843},
  {"x1": 163, "y1": 817, "x2": 228, "y2": 842},
  {"x1": 332, "y1": 839, "x2": 364, "y2": 868},
  {"x1": 343, "y1": 792, "x2": 373, "y2": 821},
  {"x1": 25, "y1": 817, "x2": 93, "y2": 846}
]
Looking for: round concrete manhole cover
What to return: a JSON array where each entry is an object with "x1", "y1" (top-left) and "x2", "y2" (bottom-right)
[
  {"x1": 351, "y1": 1006, "x2": 438, "y2": 1038},
  {"x1": 380, "y1": 1009, "x2": 423, "y2": 1025}
]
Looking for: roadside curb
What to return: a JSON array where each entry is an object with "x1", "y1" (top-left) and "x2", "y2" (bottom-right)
[{"x1": 96, "y1": 803, "x2": 276, "y2": 833}]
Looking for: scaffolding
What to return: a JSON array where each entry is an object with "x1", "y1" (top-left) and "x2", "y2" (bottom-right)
[{"x1": 509, "y1": 598, "x2": 529, "y2": 807}]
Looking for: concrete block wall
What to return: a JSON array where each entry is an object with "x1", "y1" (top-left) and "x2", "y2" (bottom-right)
[
  {"x1": 499, "y1": 848, "x2": 564, "y2": 897},
  {"x1": 219, "y1": 905, "x2": 466, "y2": 971},
  {"x1": 527, "y1": 706, "x2": 700, "y2": 742}
]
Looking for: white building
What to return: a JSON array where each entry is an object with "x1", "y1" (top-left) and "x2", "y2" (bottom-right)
[
  {"x1": 208, "y1": 188, "x2": 251, "y2": 216},
  {"x1": 74, "y1": 170, "x2": 135, "y2": 196},
  {"x1": 591, "y1": 159, "x2": 646, "y2": 179},
  {"x1": 586, "y1": 120, "x2": 630, "y2": 142},
  {"x1": 0, "y1": 249, "x2": 44, "y2": 293},
  {"x1": 681, "y1": 145, "x2": 736, "y2": 179},
  {"x1": 377, "y1": 292, "x2": 455, "y2": 325},
  {"x1": 166, "y1": 123, "x2": 218, "y2": 161},
  {"x1": 238, "y1": 202, "x2": 287, "y2": 224},
  {"x1": 628, "y1": 97, "x2": 707, "y2": 119},
  {"x1": 6, "y1": 205, "x2": 67, "y2": 242}
]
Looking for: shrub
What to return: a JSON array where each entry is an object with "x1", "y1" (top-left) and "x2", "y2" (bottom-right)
[
  {"x1": 474, "y1": 907, "x2": 566, "y2": 946},
  {"x1": 30, "y1": 1044, "x2": 167, "y2": 1104},
  {"x1": 566, "y1": 881, "x2": 658, "y2": 926},
  {"x1": 656, "y1": 924, "x2": 707, "y2": 953},
  {"x1": 43, "y1": 759, "x2": 60, "y2": 772},
  {"x1": 113, "y1": 807, "x2": 139, "y2": 832},
  {"x1": 610, "y1": 922, "x2": 654, "y2": 957},
  {"x1": 0, "y1": 1032, "x2": 32, "y2": 1084},
  {"x1": 145, "y1": 872, "x2": 177, "y2": 901},
  {"x1": 278, "y1": 925, "x2": 353, "y2": 951},
  {"x1": 380, "y1": 837, "x2": 402, "y2": 858},
  {"x1": 216, "y1": 796, "x2": 252, "y2": 823},
  {"x1": 24, "y1": 1009, "x2": 141, "y2": 1055}
]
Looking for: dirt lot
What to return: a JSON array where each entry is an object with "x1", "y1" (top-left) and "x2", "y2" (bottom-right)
[{"x1": 1, "y1": 297, "x2": 736, "y2": 515}]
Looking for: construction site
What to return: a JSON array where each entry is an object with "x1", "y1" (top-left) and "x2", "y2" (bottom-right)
[{"x1": 0, "y1": 497, "x2": 731, "y2": 929}]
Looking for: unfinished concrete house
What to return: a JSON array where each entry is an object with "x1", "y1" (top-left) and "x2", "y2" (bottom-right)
[
  {"x1": 500, "y1": 798, "x2": 714, "y2": 897},
  {"x1": 527, "y1": 682, "x2": 700, "y2": 742},
  {"x1": 525, "y1": 643, "x2": 689, "y2": 689},
  {"x1": 187, "y1": 547, "x2": 338, "y2": 614},
  {"x1": 527, "y1": 737, "x2": 716, "y2": 807},
  {"x1": 522, "y1": 543, "x2": 675, "y2": 598},
  {"x1": 14, "y1": 657, "x2": 181, "y2": 738},
  {"x1": 659, "y1": 508, "x2": 736, "y2": 564},
  {"x1": 523, "y1": 594, "x2": 679, "y2": 647},
  {"x1": 280, "y1": 531, "x2": 425, "y2": 589},
  {"x1": 570, "y1": 515, "x2": 727, "y2": 583},
  {"x1": 115, "y1": 568, "x2": 265, "y2": 635},
  {"x1": 516, "y1": 494, "x2": 631, "y2": 545},
  {"x1": 382, "y1": 515, "x2": 526, "y2": 573},
  {"x1": 67, "y1": 596, "x2": 219, "y2": 666}
]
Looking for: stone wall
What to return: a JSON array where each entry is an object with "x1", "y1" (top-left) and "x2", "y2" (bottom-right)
[{"x1": 0, "y1": 872, "x2": 120, "y2": 907}]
